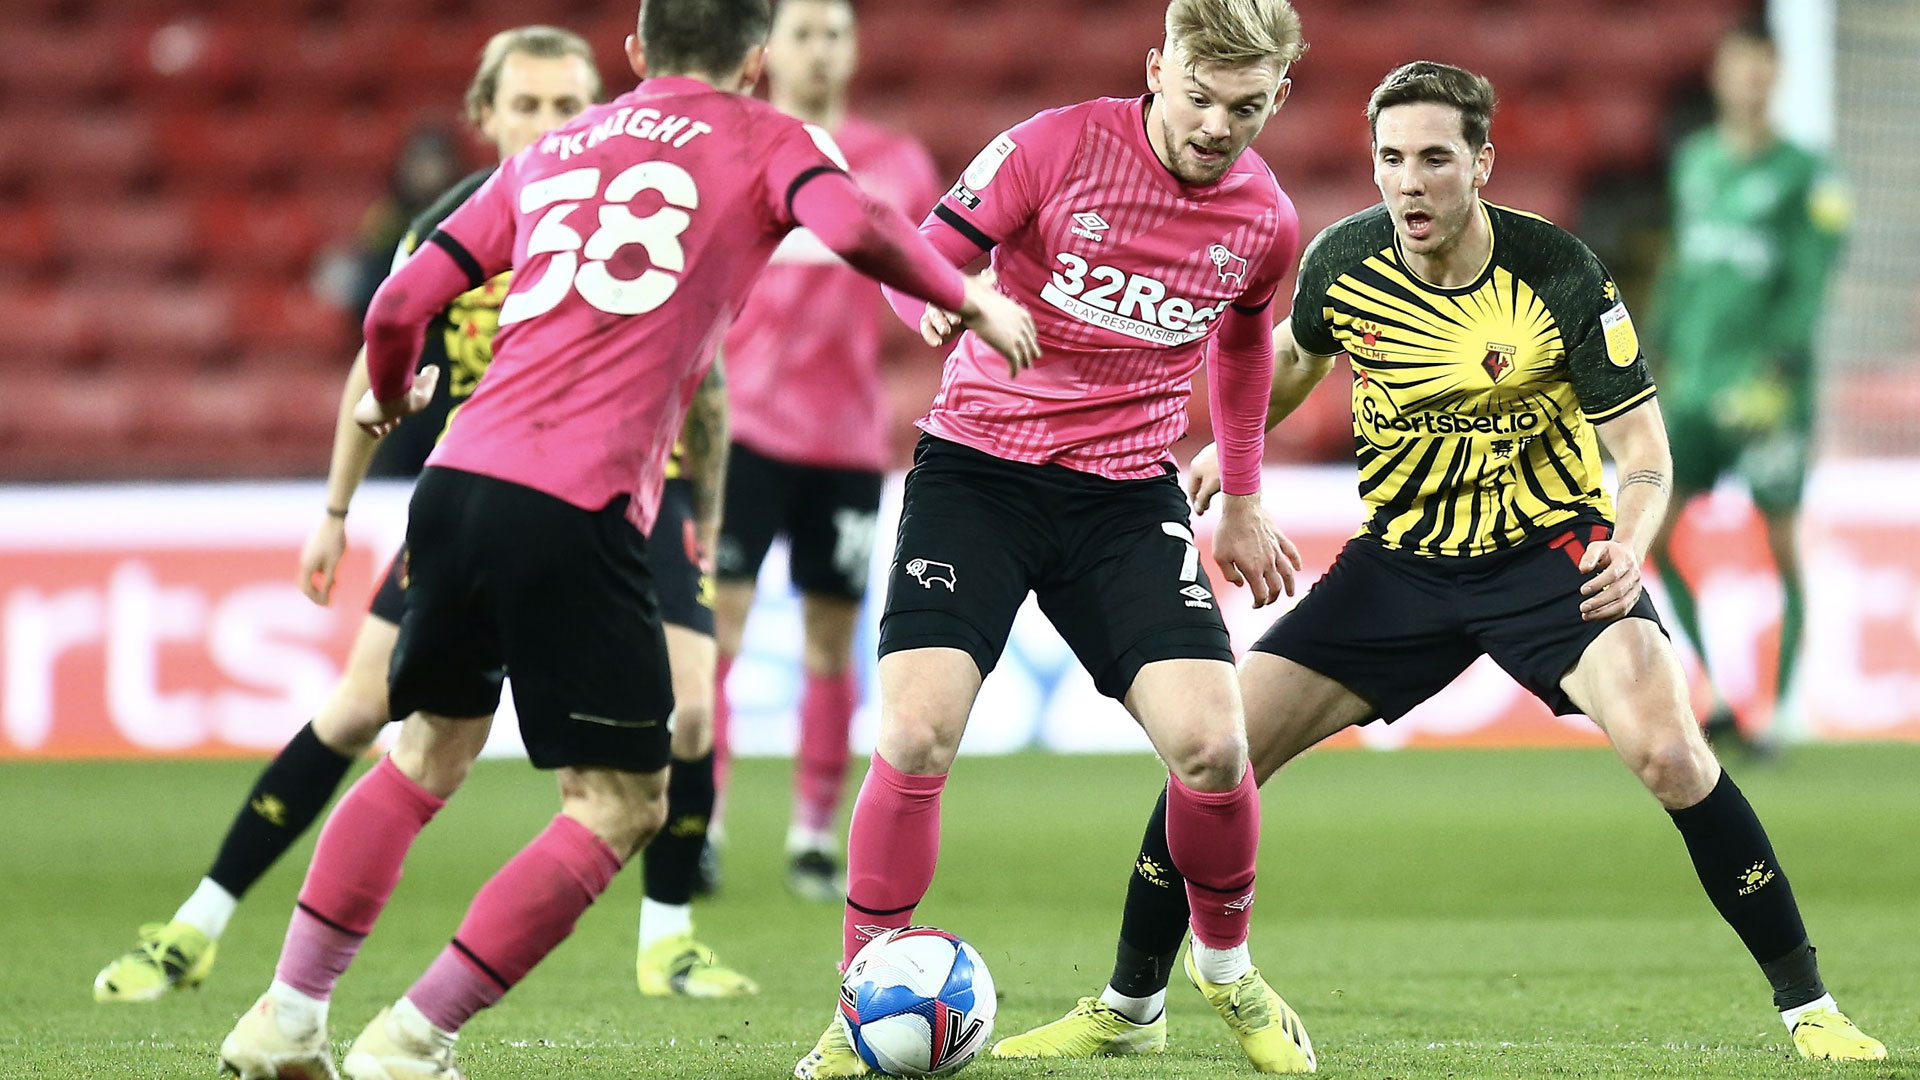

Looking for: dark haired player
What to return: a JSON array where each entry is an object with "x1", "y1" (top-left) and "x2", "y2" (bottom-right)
[
  {"x1": 214, "y1": 1, "x2": 1035, "y2": 1076},
  {"x1": 1000, "y1": 60, "x2": 1883, "y2": 1066}
]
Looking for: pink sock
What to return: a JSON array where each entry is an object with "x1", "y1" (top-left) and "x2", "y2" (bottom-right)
[
  {"x1": 842, "y1": 752, "x2": 945, "y2": 968},
  {"x1": 406, "y1": 815, "x2": 623, "y2": 1032},
  {"x1": 795, "y1": 670, "x2": 858, "y2": 833},
  {"x1": 275, "y1": 755, "x2": 443, "y2": 999},
  {"x1": 712, "y1": 653, "x2": 734, "y2": 817},
  {"x1": 1166, "y1": 767, "x2": 1260, "y2": 949}
]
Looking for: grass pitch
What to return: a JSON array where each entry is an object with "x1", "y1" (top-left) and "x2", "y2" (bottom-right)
[{"x1": 2, "y1": 745, "x2": 1914, "y2": 1079}]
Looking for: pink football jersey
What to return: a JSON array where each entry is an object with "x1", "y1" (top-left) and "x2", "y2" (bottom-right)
[
  {"x1": 419, "y1": 76, "x2": 852, "y2": 533},
  {"x1": 921, "y1": 96, "x2": 1299, "y2": 480},
  {"x1": 724, "y1": 116, "x2": 941, "y2": 471}
]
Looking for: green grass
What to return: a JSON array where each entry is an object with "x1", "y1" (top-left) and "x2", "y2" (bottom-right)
[{"x1": 2, "y1": 746, "x2": 1915, "y2": 1079}]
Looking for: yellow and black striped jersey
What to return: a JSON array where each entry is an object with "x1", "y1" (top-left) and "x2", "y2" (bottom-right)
[{"x1": 1291, "y1": 202, "x2": 1656, "y2": 557}]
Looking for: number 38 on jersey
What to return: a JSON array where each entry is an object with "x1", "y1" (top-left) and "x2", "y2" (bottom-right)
[{"x1": 501, "y1": 162, "x2": 702, "y2": 325}]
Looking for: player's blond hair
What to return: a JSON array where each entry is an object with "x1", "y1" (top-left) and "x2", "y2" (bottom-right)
[
  {"x1": 464, "y1": 26, "x2": 603, "y2": 128},
  {"x1": 1164, "y1": 0, "x2": 1306, "y2": 72}
]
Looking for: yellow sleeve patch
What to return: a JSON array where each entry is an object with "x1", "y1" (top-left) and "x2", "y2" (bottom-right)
[
  {"x1": 1809, "y1": 177, "x2": 1853, "y2": 234},
  {"x1": 1600, "y1": 301, "x2": 1639, "y2": 368}
]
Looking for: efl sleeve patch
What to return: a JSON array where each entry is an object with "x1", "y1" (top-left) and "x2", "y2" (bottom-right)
[
  {"x1": 962, "y1": 132, "x2": 1018, "y2": 191},
  {"x1": 1600, "y1": 301, "x2": 1639, "y2": 368}
]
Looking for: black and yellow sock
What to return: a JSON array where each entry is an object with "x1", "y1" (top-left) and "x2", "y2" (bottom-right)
[
  {"x1": 206, "y1": 721, "x2": 355, "y2": 899},
  {"x1": 1668, "y1": 770, "x2": 1826, "y2": 1010},
  {"x1": 1109, "y1": 785, "x2": 1190, "y2": 998},
  {"x1": 644, "y1": 751, "x2": 716, "y2": 907}
]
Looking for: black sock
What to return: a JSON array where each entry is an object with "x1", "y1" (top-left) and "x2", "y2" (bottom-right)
[
  {"x1": 206, "y1": 722, "x2": 355, "y2": 899},
  {"x1": 1667, "y1": 770, "x2": 1825, "y2": 1010},
  {"x1": 1108, "y1": 784, "x2": 1190, "y2": 999},
  {"x1": 644, "y1": 751, "x2": 716, "y2": 907}
]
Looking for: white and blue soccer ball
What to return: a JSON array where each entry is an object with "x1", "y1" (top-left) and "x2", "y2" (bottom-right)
[{"x1": 838, "y1": 926, "x2": 996, "y2": 1077}]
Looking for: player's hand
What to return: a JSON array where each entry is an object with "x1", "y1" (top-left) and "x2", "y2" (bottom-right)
[
  {"x1": 1212, "y1": 493, "x2": 1301, "y2": 608},
  {"x1": 298, "y1": 515, "x2": 348, "y2": 606},
  {"x1": 1186, "y1": 441, "x2": 1223, "y2": 514},
  {"x1": 352, "y1": 365, "x2": 440, "y2": 438},
  {"x1": 922, "y1": 269, "x2": 999, "y2": 347},
  {"x1": 1578, "y1": 539, "x2": 1642, "y2": 621},
  {"x1": 957, "y1": 271, "x2": 1039, "y2": 376}
]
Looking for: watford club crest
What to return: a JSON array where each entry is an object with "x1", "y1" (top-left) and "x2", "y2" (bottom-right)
[{"x1": 1482, "y1": 342, "x2": 1516, "y2": 382}]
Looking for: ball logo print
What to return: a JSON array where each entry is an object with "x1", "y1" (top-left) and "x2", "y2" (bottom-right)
[
  {"x1": 905, "y1": 559, "x2": 957, "y2": 591},
  {"x1": 840, "y1": 927, "x2": 996, "y2": 1077}
]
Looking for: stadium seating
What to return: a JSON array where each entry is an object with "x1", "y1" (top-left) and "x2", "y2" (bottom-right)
[{"x1": 0, "y1": 0, "x2": 1753, "y2": 478}]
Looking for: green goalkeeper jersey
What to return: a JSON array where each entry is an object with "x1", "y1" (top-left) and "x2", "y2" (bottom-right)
[{"x1": 1654, "y1": 129, "x2": 1850, "y2": 428}]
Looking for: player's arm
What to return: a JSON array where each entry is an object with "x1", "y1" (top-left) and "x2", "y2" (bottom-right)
[
  {"x1": 1186, "y1": 323, "x2": 1339, "y2": 513},
  {"x1": 679, "y1": 353, "x2": 729, "y2": 561},
  {"x1": 1765, "y1": 168, "x2": 1851, "y2": 388},
  {"x1": 790, "y1": 171, "x2": 1037, "y2": 371},
  {"x1": 1583, "y1": 398, "x2": 1673, "y2": 622},
  {"x1": 1206, "y1": 298, "x2": 1302, "y2": 606},
  {"x1": 299, "y1": 346, "x2": 409, "y2": 605}
]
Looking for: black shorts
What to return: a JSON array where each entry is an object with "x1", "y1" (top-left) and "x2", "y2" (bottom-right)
[
  {"x1": 367, "y1": 482, "x2": 711, "y2": 635},
  {"x1": 1253, "y1": 520, "x2": 1665, "y2": 721},
  {"x1": 714, "y1": 441, "x2": 884, "y2": 600},
  {"x1": 652, "y1": 479, "x2": 715, "y2": 636},
  {"x1": 386, "y1": 467, "x2": 673, "y2": 773},
  {"x1": 878, "y1": 435, "x2": 1232, "y2": 700},
  {"x1": 368, "y1": 546, "x2": 407, "y2": 625}
]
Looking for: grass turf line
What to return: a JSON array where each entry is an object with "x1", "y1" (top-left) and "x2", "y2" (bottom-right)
[{"x1": 2, "y1": 746, "x2": 1914, "y2": 1078}]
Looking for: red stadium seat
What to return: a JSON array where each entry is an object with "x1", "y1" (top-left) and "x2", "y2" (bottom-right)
[
  {"x1": 94, "y1": 285, "x2": 237, "y2": 370},
  {"x1": 0, "y1": 290, "x2": 99, "y2": 372},
  {"x1": 195, "y1": 197, "x2": 323, "y2": 280},
  {"x1": 52, "y1": 197, "x2": 199, "y2": 279}
]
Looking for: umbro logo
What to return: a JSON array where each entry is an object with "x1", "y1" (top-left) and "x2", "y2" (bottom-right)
[
  {"x1": 1180, "y1": 583, "x2": 1214, "y2": 610},
  {"x1": 853, "y1": 924, "x2": 892, "y2": 940},
  {"x1": 1071, "y1": 211, "x2": 1110, "y2": 243},
  {"x1": 1225, "y1": 891, "x2": 1255, "y2": 912}
]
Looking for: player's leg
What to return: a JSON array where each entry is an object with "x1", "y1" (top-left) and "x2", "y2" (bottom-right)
[
  {"x1": 999, "y1": 538, "x2": 1472, "y2": 1066},
  {"x1": 1650, "y1": 407, "x2": 1741, "y2": 737},
  {"x1": 784, "y1": 464, "x2": 883, "y2": 900},
  {"x1": 218, "y1": 712, "x2": 490, "y2": 1080},
  {"x1": 1760, "y1": 506, "x2": 1804, "y2": 710},
  {"x1": 709, "y1": 442, "x2": 786, "y2": 854},
  {"x1": 798, "y1": 438, "x2": 1036, "y2": 1080},
  {"x1": 1561, "y1": 619, "x2": 1882, "y2": 1059},
  {"x1": 1743, "y1": 426, "x2": 1811, "y2": 735},
  {"x1": 635, "y1": 485, "x2": 758, "y2": 997},
  {"x1": 344, "y1": 476, "x2": 679, "y2": 1079},
  {"x1": 95, "y1": 594, "x2": 398, "y2": 1004}
]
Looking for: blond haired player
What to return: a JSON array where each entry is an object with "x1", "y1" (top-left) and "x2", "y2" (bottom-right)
[
  {"x1": 94, "y1": 25, "x2": 755, "y2": 1007},
  {"x1": 796, "y1": 1, "x2": 1317, "y2": 1076},
  {"x1": 1000, "y1": 60, "x2": 1883, "y2": 1068}
]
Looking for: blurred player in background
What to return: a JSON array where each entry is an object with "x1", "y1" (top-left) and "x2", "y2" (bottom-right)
[
  {"x1": 215, "y1": 0, "x2": 1033, "y2": 1075},
  {"x1": 1002, "y1": 61, "x2": 1882, "y2": 1066},
  {"x1": 1649, "y1": 17, "x2": 1851, "y2": 750},
  {"x1": 94, "y1": 25, "x2": 757, "y2": 1011},
  {"x1": 707, "y1": 0, "x2": 943, "y2": 903},
  {"x1": 795, "y1": 1, "x2": 1313, "y2": 1075}
]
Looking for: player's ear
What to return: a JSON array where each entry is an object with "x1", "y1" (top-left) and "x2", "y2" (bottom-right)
[
  {"x1": 1474, "y1": 142, "x2": 1495, "y2": 189},
  {"x1": 1271, "y1": 76, "x2": 1292, "y2": 115},
  {"x1": 626, "y1": 32, "x2": 647, "y2": 80},
  {"x1": 737, "y1": 44, "x2": 768, "y2": 91},
  {"x1": 1145, "y1": 47, "x2": 1165, "y2": 95}
]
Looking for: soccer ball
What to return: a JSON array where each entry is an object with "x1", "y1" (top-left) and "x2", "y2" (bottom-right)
[{"x1": 838, "y1": 927, "x2": 996, "y2": 1077}]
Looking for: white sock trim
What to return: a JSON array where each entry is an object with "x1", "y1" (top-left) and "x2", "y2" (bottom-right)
[
  {"x1": 267, "y1": 980, "x2": 327, "y2": 1034},
  {"x1": 1190, "y1": 941, "x2": 1252, "y2": 985},
  {"x1": 785, "y1": 823, "x2": 836, "y2": 856},
  {"x1": 638, "y1": 897, "x2": 693, "y2": 953},
  {"x1": 1098, "y1": 986, "x2": 1165, "y2": 1025},
  {"x1": 393, "y1": 996, "x2": 458, "y2": 1044},
  {"x1": 1781, "y1": 992, "x2": 1837, "y2": 1031},
  {"x1": 173, "y1": 877, "x2": 239, "y2": 940}
]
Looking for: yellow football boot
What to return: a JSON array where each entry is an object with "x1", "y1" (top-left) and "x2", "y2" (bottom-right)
[
  {"x1": 637, "y1": 933, "x2": 760, "y2": 998},
  {"x1": 93, "y1": 921, "x2": 217, "y2": 1002},
  {"x1": 990, "y1": 996, "x2": 1166, "y2": 1058},
  {"x1": 1184, "y1": 949, "x2": 1316, "y2": 1073},
  {"x1": 794, "y1": 1015, "x2": 869, "y2": 1079},
  {"x1": 1791, "y1": 1006, "x2": 1887, "y2": 1061}
]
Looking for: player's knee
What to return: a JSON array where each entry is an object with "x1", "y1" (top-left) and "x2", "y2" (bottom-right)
[
  {"x1": 567, "y1": 782, "x2": 666, "y2": 859},
  {"x1": 670, "y1": 698, "x2": 714, "y2": 758},
  {"x1": 1166, "y1": 728, "x2": 1249, "y2": 793},
  {"x1": 875, "y1": 715, "x2": 961, "y2": 776},
  {"x1": 1629, "y1": 728, "x2": 1718, "y2": 808},
  {"x1": 312, "y1": 680, "x2": 389, "y2": 756},
  {"x1": 802, "y1": 635, "x2": 855, "y2": 676}
]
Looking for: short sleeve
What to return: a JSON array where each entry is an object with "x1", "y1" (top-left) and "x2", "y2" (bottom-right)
[
  {"x1": 761, "y1": 119, "x2": 851, "y2": 231},
  {"x1": 432, "y1": 164, "x2": 519, "y2": 282},
  {"x1": 1287, "y1": 225, "x2": 1341, "y2": 357},
  {"x1": 1560, "y1": 244, "x2": 1657, "y2": 424},
  {"x1": 931, "y1": 106, "x2": 1081, "y2": 251}
]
